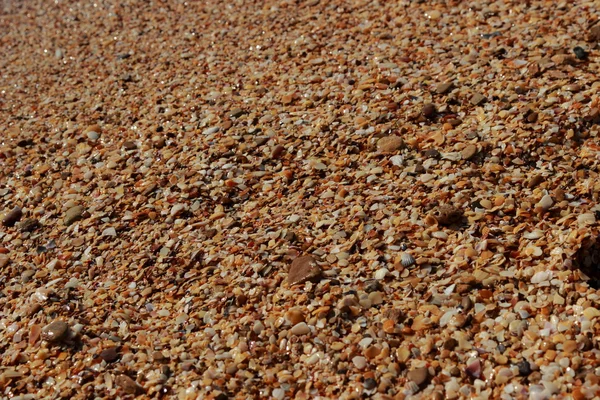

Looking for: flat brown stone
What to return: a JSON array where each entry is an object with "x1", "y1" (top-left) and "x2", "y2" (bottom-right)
[
  {"x1": 2, "y1": 206, "x2": 22, "y2": 227},
  {"x1": 376, "y1": 136, "x2": 405, "y2": 153},
  {"x1": 115, "y1": 374, "x2": 141, "y2": 394},
  {"x1": 435, "y1": 81, "x2": 454, "y2": 94},
  {"x1": 461, "y1": 144, "x2": 477, "y2": 160},
  {"x1": 287, "y1": 255, "x2": 321, "y2": 285},
  {"x1": 470, "y1": 93, "x2": 486, "y2": 106},
  {"x1": 407, "y1": 367, "x2": 430, "y2": 388},
  {"x1": 42, "y1": 320, "x2": 69, "y2": 342}
]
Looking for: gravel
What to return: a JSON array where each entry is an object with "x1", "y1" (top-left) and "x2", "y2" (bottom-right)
[{"x1": 2, "y1": 0, "x2": 600, "y2": 398}]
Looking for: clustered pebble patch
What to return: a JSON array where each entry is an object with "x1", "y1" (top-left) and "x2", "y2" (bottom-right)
[{"x1": 1, "y1": 0, "x2": 600, "y2": 399}]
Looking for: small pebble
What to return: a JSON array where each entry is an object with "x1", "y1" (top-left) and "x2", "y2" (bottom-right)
[
  {"x1": 0, "y1": 254, "x2": 9, "y2": 269},
  {"x1": 432, "y1": 204, "x2": 463, "y2": 226},
  {"x1": 588, "y1": 24, "x2": 600, "y2": 42},
  {"x1": 470, "y1": 93, "x2": 486, "y2": 106},
  {"x1": 102, "y1": 227, "x2": 117, "y2": 236},
  {"x1": 517, "y1": 360, "x2": 532, "y2": 376},
  {"x1": 229, "y1": 108, "x2": 245, "y2": 118},
  {"x1": 537, "y1": 195, "x2": 553, "y2": 211},
  {"x1": 287, "y1": 255, "x2": 321, "y2": 285},
  {"x1": 461, "y1": 144, "x2": 477, "y2": 160},
  {"x1": 291, "y1": 322, "x2": 310, "y2": 336},
  {"x1": 286, "y1": 309, "x2": 305, "y2": 325},
  {"x1": 42, "y1": 320, "x2": 69, "y2": 342},
  {"x1": 3, "y1": 206, "x2": 22, "y2": 227},
  {"x1": 573, "y1": 46, "x2": 588, "y2": 60},
  {"x1": 100, "y1": 347, "x2": 120, "y2": 362},
  {"x1": 86, "y1": 130, "x2": 100, "y2": 141},
  {"x1": 64, "y1": 206, "x2": 85, "y2": 226},
  {"x1": 271, "y1": 144, "x2": 286, "y2": 159},
  {"x1": 115, "y1": 374, "x2": 141, "y2": 394},
  {"x1": 19, "y1": 218, "x2": 40, "y2": 233},
  {"x1": 407, "y1": 367, "x2": 430, "y2": 388},
  {"x1": 376, "y1": 136, "x2": 405, "y2": 153},
  {"x1": 123, "y1": 141, "x2": 137, "y2": 150},
  {"x1": 435, "y1": 81, "x2": 454, "y2": 94},
  {"x1": 352, "y1": 356, "x2": 367, "y2": 370},
  {"x1": 443, "y1": 338, "x2": 458, "y2": 350},
  {"x1": 421, "y1": 103, "x2": 436, "y2": 119},
  {"x1": 363, "y1": 377, "x2": 377, "y2": 390}
]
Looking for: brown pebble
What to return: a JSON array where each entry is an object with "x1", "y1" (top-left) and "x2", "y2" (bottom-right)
[
  {"x1": 431, "y1": 392, "x2": 444, "y2": 400},
  {"x1": 123, "y1": 141, "x2": 137, "y2": 150},
  {"x1": 515, "y1": 85, "x2": 528, "y2": 94},
  {"x1": 431, "y1": 204, "x2": 463, "y2": 226},
  {"x1": 421, "y1": 103, "x2": 436, "y2": 119},
  {"x1": 443, "y1": 338, "x2": 458, "y2": 351},
  {"x1": 153, "y1": 137, "x2": 167, "y2": 149},
  {"x1": 573, "y1": 387, "x2": 586, "y2": 400},
  {"x1": 579, "y1": 336, "x2": 593, "y2": 351},
  {"x1": 0, "y1": 254, "x2": 9, "y2": 269},
  {"x1": 115, "y1": 374, "x2": 141, "y2": 394},
  {"x1": 29, "y1": 324, "x2": 42, "y2": 346},
  {"x1": 588, "y1": 24, "x2": 600, "y2": 42},
  {"x1": 461, "y1": 295, "x2": 473, "y2": 311},
  {"x1": 383, "y1": 319, "x2": 396, "y2": 334},
  {"x1": 64, "y1": 205, "x2": 85, "y2": 226},
  {"x1": 287, "y1": 255, "x2": 322, "y2": 285},
  {"x1": 285, "y1": 309, "x2": 305, "y2": 325},
  {"x1": 229, "y1": 108, "x2": 245, "y2": 118},
  {"x1": 526, "y1": 111, "x2": 538, "y2": 123},
  {"x1": 461, "y1": 144, "x2": 477, "y2": 160},
  {"x1": 19, "y1": 218, "x2": 40, "y2": 233},
  {"x1": 563, "y1": 340, "x2": 577, "y2": 354},
  {"x1": 376, "y1": 136, "x2": 405, "y2": 153},
  {"x1": 407, "y1": 367, "x2": 430, "y2": 388},
  {"x1": 527, "y1": 174, "x2": 544, "y2": 189},
  {"x1": 42, "y1": 320, "x2": 69, "y2": 342},
  {"x1": 364, "y1": 345, "x2": 381, "y2": 360},
  {"x1": 3, "y1": 206, "x2": 23, "y2": 227},
  {"x1": 271, "y1": 144, "x2": 286, "y2": 159},
  {"x1": 100, "y1": 347, "x2": 120, "y2": 362},
  {"x1": 435, "y1": 82, "x2": 454, "y2": 94},
  {"x1": 470, "y1": 93, "x2": 486, "y2": 106}
]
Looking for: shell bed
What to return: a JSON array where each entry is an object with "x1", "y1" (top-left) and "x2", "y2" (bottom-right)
[{"x1": 1, "y1": 0, "x2": 600, "y2": 399}]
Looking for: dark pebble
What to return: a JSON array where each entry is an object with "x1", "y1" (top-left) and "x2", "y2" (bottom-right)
[
  {"x1": 229, "y1": 108, "x2": 245, "y2": 118},
  {"x1": 123, "y1": 141, "x2": 137, "y2": 150},
  {"x1": 19, "y1": 218, "x2": 40, "y2": 233},
  {"x1": 3, "y1": 206, "x2": 23, "y2": 227},
  {"x1": 443, "y1": 338, "x2": 458, "y2": 351},
  {"x1": 100, "y1": 347, "x2": 120, "y2": 362},
  {"x1": 363, "y1": 377, "x2": 377, "y2": 390},
  {"x1": 517, "y1": 359, "x2": 532, "y2": 376},
  {"x1": 363, "y1": 279, "x2": 382, "y2": 293},
  {"x1": 423, "y1": 149, "x2": 440, "y2": 159},
  {"x1": 573, "y1": 46, "x2": 588, "y2": 60},
  {"x1": 421, "y1": 103, "x2": 436, "y2": 119}
]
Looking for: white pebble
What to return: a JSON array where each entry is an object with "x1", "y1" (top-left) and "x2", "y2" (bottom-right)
[
  {"x1": 537, "y1": 195, "x2": 553, "y2": 210},
  {"x1": 291, "y1": 322, "x2": 310, "y2": 336},
  {"x1": 374, "y1": 268, "x2": 389, "y2": 280},
  {"x1": 87, "y1": 131, "x2": 100, "y2": 141},
  {"x1": 530, "y1": 270, "x2": 550, "y2": 284},
  {"x1": 272, "y1": 388, "x2": 285, "y2": 400},
  {"x1": 170, "y1": 203, "x2": 186, "y2": 217},
  {"x1": 352, "y1": 355, "x2": 367, "y2": 370},
  {"x1": 102, "y1": 227, "x2": 117, "y2": 236}
]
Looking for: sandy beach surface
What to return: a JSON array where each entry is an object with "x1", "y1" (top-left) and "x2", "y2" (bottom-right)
[{"x1": 2, "y1": 0, "x2": 600, "y2": 398}]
